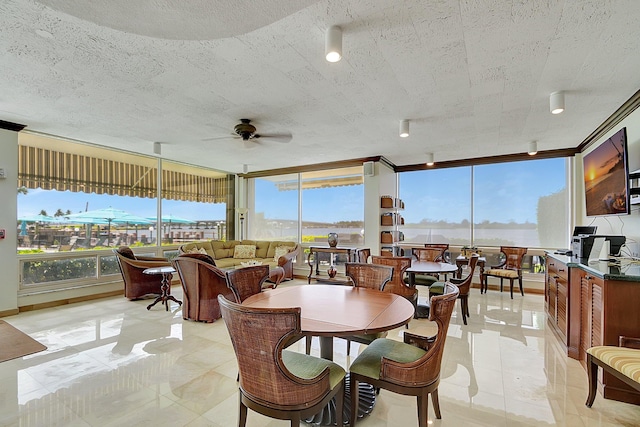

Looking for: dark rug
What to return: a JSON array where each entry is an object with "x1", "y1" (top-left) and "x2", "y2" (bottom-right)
[{"x1": 0, "y1": 320, "x2": 47, "y2": 363}]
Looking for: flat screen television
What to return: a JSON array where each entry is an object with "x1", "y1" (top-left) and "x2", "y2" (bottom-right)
[{"x1": 583, "y1": 127, "x2": 630, "y2": 216}]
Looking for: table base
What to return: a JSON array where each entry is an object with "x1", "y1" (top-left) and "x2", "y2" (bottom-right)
[
  {"x1": 304, "y1": 374, "x2": 375, "y2": 426},
  {"x1": 146, "y1": 294, "x2": 182, "y2": 311}
]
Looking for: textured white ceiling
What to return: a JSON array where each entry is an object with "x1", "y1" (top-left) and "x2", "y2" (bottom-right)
[{"x1": 1, "y1": 0, "x2": 640, "y2": 174}]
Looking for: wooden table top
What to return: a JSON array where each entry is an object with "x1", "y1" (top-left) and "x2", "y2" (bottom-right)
[
  {"x1": 406, "y1": 261, "x2": 458, "y2": 274},
  {"x1": 242, "y1": 284, "x2": 414, "y2": 337}
]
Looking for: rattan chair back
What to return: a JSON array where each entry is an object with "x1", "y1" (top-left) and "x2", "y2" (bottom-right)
[
  {"x1": 225, "y1": 264, "x2": 269, "y2": 302},
  {"x1": 371, "y1": 256, "x2": 415, "y2": 300},
  {"x1": 218, "y1": 295, "x2": 343, "y2": 421},
  {"x1": 345, "y1": 262, "x2": 393, "y2": 290}
]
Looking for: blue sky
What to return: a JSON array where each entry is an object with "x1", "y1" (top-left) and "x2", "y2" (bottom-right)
[{"x1": 19, "y1": 158, "x2": 566, "y2": 224}]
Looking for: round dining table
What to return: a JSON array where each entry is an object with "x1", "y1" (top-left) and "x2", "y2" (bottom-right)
[
  {"x1": 242, "y1": 284, "x2": 415, "y2": 360},
  {"x1": 242, "y1": 284, "x2": 415, "y2": 425},
  {"x1": 405, "y1": 261, "x2": 458, "y2": 318}
]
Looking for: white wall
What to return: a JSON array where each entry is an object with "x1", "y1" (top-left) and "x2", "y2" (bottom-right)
[
  {"x1": 363, "y1": 161, "x2": 396, "y2": 256},
  {"x1": 0, "y1": 129, "x2": 19, "y2": 315},
  {"x1": 574, "y1": 107, "x2": 640, "y2": 255}
]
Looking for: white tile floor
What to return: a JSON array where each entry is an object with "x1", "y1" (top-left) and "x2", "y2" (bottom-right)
[{"x1": 1, "y1": 279, "x2": 639, "y2": 427}]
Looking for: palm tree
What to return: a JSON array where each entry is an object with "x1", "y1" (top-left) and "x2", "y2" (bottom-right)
[
  {"x1": 39, "y1": 209, "x2": 48, "y2": 216},
  {"x1": 54, "y1": 209, "x2": 65, "y2": 217}
]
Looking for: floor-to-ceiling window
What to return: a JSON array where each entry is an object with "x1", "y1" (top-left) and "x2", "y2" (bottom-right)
[
  {"x1": 252, "y1": 173, "x2": 299, "y2": 241},
  {"x1": 17, "y1": 133, "x2": 228, "y2": 294},
  {"x1": 399, "y1": 167, "x2": 472, "y2": 245},
  {"x1": 399, "y1": 158, "x2": 568, "y2": 249}
]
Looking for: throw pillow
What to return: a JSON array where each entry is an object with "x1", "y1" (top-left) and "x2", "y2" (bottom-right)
[
  {"x1": 187, "y1": 247, "x2": 209, "y2": 256},
  {"x1": 273, "y1": 246, "x2": 290, "y2": 262},
  {"x1": 233, "y1": 244, "x2": 256, "y2": 259}
]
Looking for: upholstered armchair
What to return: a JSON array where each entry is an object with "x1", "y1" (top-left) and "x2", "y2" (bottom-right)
[
  {"x1": 481, "y1": 246, "x2": 528, "y2": 298},
  {"x1": 113, "y1": 246, "x2": 171, "y2": 300},
  {"x1": 171, "y1": 253, "x2": 236, "y2": 322}
]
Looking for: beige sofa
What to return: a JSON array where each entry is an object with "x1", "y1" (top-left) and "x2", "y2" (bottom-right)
[{"x1": 178, "y1": 240, "x2": 299, "y2": 281}]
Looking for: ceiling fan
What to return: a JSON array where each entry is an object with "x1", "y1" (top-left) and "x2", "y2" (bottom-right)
[{"x1": 205, "y1": 119, "x2": 292, "y2": 148}]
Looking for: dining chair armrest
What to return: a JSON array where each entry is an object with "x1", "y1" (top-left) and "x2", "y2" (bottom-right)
[
  {"x1": 403, "y1": 331, "x2": 435, "y2": 351},
  {"x1": 619, "y1": 336, "x2": 640, "y2": 349}
]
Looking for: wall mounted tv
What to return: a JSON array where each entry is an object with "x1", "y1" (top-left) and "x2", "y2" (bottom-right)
[{"x1": 583, "y1": 127, "x2": 630, "y2": 216}]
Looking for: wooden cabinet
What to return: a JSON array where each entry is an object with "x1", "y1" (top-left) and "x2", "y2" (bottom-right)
[
  {"x1": 545, "y1": 257, "x2": 569, "y2": 345},
  {"x1": 569, "y1": 267, "x2": 640, "y2": 404}
]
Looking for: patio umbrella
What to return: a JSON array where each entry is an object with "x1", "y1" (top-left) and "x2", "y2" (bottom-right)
[
  {"x1": 66, "y1": 207, "x2": 153, "y2": 246},
  {"x1": 147, "y1": 214, "x2": 193, "y2": 232},
  {"x1": 18, "y1": 214, "x2": 57, "y2": 248}
]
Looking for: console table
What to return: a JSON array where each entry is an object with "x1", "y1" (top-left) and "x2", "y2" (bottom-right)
[
  {"x1": 544, "y1": 252, "x2": 640, "y2": 405},
  {"x1": 307, "y1": 246, "x2": 358, "y2": 284}
]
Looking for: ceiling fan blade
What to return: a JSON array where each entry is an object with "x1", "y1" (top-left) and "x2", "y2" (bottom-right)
[
  {"x1": 202, "y1": 133, "x2": 238, "y2": 142},
  {"x1": 243, "y1": 140, "x2": 259, "y2": 149},
  {"x1": 258, "y1": 132, "x2": 292, "y2": 143}
]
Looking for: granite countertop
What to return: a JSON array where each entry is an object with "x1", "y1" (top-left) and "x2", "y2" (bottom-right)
[{"x1": 546, "y1": 251, "x2": 640, "y2": 282}]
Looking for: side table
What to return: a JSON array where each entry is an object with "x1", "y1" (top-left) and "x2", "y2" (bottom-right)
[
  {"x1": 307, "y1": 246, "x2": 358, "y2": 284},
  {"x1": 143, "y1": 266, "x2": 182, "y2": 311}
]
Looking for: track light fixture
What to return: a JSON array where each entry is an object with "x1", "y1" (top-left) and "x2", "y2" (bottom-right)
[
  {"x1": 399, "y1": 120, "x2": 409, "y2": 138},
  {"x1": 426, "y1": 152, "x2": 434, "y2": 166},
  {"x1": 528, "y1": 141, "x2": 538, "y2": 155},
  {"x1": 550, "y1": 91, "x2": 565, "y2": 114},
  {"x1": 325, "y1": 26, "x2": 342, "y2": 62}
]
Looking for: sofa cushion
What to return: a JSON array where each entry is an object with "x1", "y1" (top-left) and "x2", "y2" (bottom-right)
[
  {"x1": 274, "y1": 246, "x2": 290, "y2": 262},
  {"x1": 233, "y1": 245, "x2": 256, "y2": 259},
  {"x1": 178, "y1": 252, "x2": 216, "y2": 265},
  {"x1": 242, "y1": 240, "x2": 271, "y2": 258},
  {"x1": 267, "y1": 241, "x2": 296, "y2": 259},
  {"x1": 211, "y1": 240, "x2": 240, "y2": 259}
]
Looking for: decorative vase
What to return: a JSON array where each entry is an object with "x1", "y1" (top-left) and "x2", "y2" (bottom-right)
[
  {"x1": 327, "y1": 232, "x2": 338, "y2": 247},
  {"x1": 327, "y1": 265, "x2": 337, "y2": 278}
]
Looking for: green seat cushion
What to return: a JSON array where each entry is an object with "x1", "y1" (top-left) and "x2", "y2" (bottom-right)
[
  {"x1": 587, "y1": 346, "x2": 640, "y2": 383},
  {"x1": 282, "y1": 350, "x2": 346, "y2": 389},
  {"x1": 350, "y1": 338, "x2": 426, "y2": 380},
  {"x1": 404, "y1": 275, "x2": 438, "y2": 286},
  {"x1": 429, "y1": 281, "x2": 446, "y2": 295}
]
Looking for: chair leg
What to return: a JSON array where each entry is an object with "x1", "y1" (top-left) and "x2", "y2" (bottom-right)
[
  {"x1": 519, "y1": 276, "x2": 524, "y2": 296},
  {"x1": 347, "y1": 339, "x2": 351, "y2": 355},
  {"x1": 500, "y1": 278, "x2": 504, "y2": 293},
  {"x1": 305, "y1": 336, "x2": 312, "y2": 355},
  {"x1": 460, "y1": 297, "x2": 468, "y2": 325},
  {"x1": 417, "y1": 394, "x2": 428, "y2": 427},
  {"x1": 586, "y1": 354, "x2": 598, "y2": 407},
  {"x1": 290, "y1": 414, "x2": 300, "y2": 426},
  {"x1": 349, "y1": 377, "x2": 360, "y2": 426},
  {"x1": 431, "y1": 389, "x2": 441, "y2": 419},
  {"x1": 335, "y1": 381, "x2": 344, "y2": 426},
  {"x1": 510, "y1": 279, "x2": 514, "y2": 299},
  {"x1": 239, "y1": 394, "x2": 248, "y2": 427}
]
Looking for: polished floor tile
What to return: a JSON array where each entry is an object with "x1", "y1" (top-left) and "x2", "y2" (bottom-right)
[{"x1": 1, "y1": 279, "x2": 639, "y2": 427}]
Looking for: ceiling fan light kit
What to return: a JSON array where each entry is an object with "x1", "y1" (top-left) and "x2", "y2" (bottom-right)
[{"x1": 325, "y1": 26, "x2": 342, "y2": 62}]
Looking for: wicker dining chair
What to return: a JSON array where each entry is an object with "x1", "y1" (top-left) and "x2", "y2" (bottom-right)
[
  {"x1": 355, "y1": 248, "x2": 371, "y2": 263},
  {"x1": 429, "y1": 254, "x2": 479, "y2": 325},
  {"x1": 218, "y1": 295, "x2": 345, "y2": 427},
  {"x1": 305, "y1": 262, "x2": 394, "y2": 355},
  {"x1": 343, "y1": 262, "x2": 394, "y2": 355},
  {"x1": 349, "y1": 283, "x2": 459, "y2": 427},
  {"x1": 480, "y1": 246, "x2": 528, "y2": 298},
  {"x1": 225, "y1": 264, "x2": 270, "y2": 303},
  {"x1": 409, "y1": 245, "x2": 450, "y2": 286}
]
